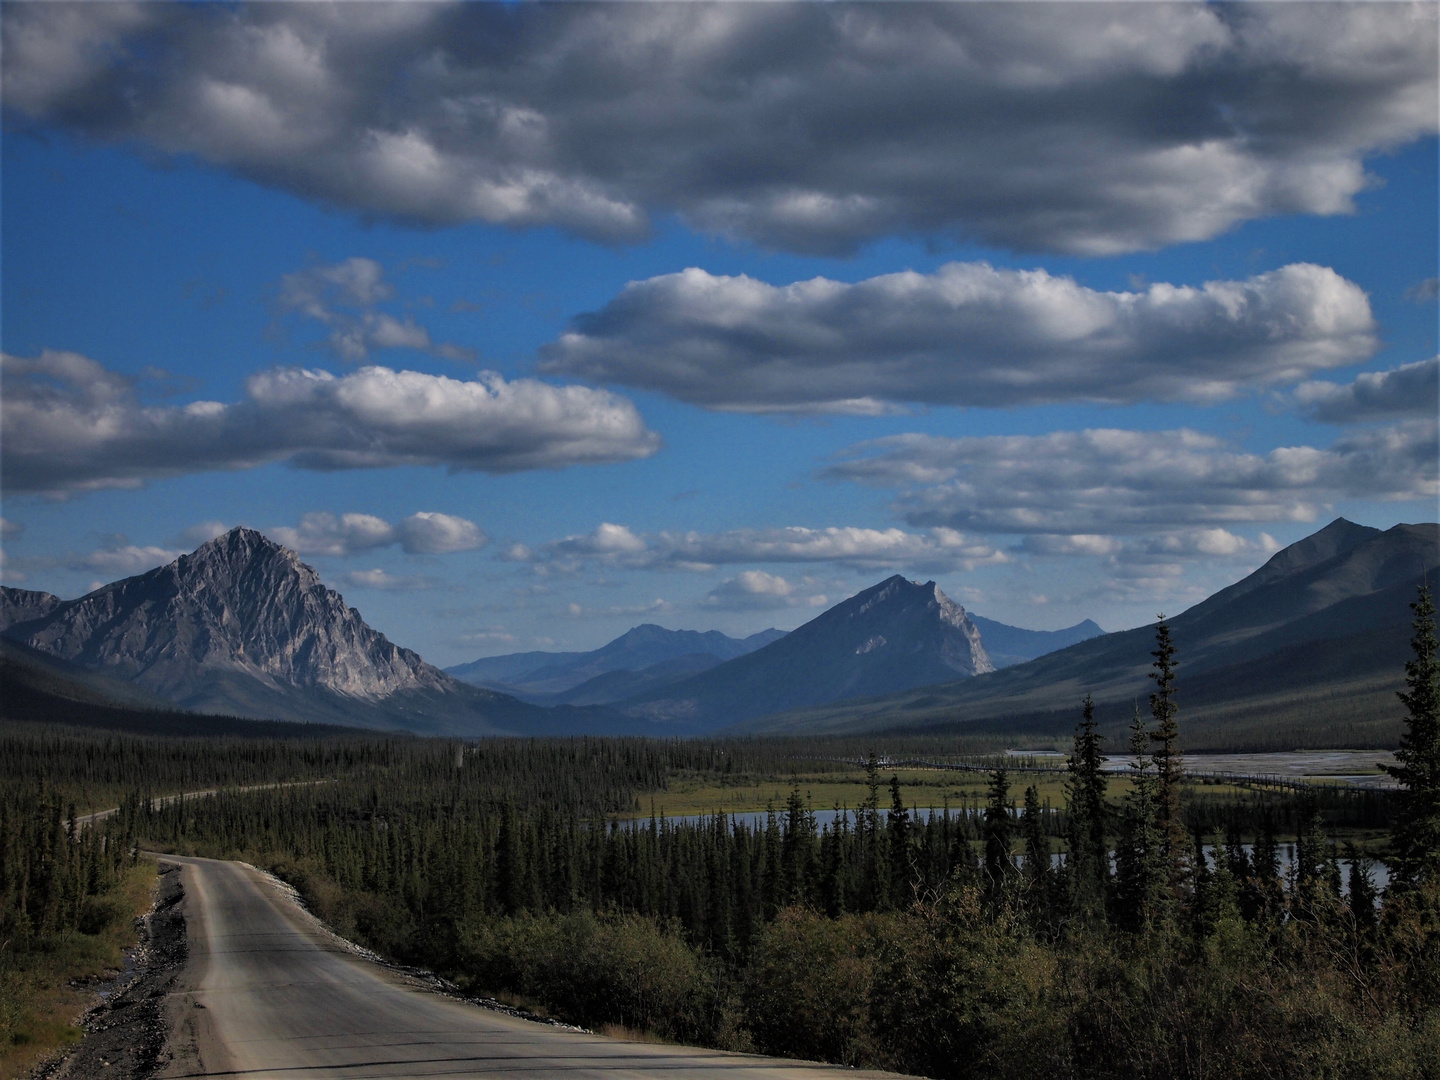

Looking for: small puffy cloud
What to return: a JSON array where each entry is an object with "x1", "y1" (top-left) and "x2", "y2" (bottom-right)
[
  {"x1": 460, "y1": 629, "x2": 518, "y2": 646},
  {"x1": 549, "y1": 523, "x2": 648, "y2": 559},
  {"x1": 81, "y1": 544, "x2": 182, "y2": 576},
  {"x1": 337, "y1": 568, "x2": 439, "y2": 592},
  {"x1": 1294, "y1": 357, "x2": 1438, "y2": 424},
  {"x1": 175, "y1": 521, "x2": 230, "y2": 548},
  {"x1": 829, "y1": 421, "x2": 1438, "y2": 535},
  {"x1": 564, "y1": 598, "x2": 673, "y2": 619},
  {"x1": 270, "y1": 511, "x2": 487, "y2": 557},
  {"x1": 2, "y1": 4, "x2": 1433, "y2": 254},
  {"x1": 1, "y1": 536, "x2": 182, "y2": 582},
  {"x1": 1017, "y1": 535, "x2": 1125, "y2": 557},
  {"x1": 395, "y1": 512, "x2": 487, "y2": 555},
  {"x1": 541, "y1": 263, "x2": 1376, "y2": 413},
  {"x1": 1, "y1": 350, "x2": 660, "y2": 497},
  {"x1": 1405, "y1": 277, "x2": 1439, "y2": 303},
  {"x1": 271, "y1": 513, "x2": 396, "y2": 557},
  {"x1": 0, "y1": 518, "x2": 23, "y2": 539},
  {"x1": 701, "y1": 570, "x2": 829, "y2": 611},
  {"x1": 277, "y1": 257, "x2": 473, "y2": 363}
]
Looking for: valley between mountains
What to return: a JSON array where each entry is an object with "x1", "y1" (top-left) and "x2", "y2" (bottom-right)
[{"x1": 1, "y1": 518, "x2": 1435, "y2": 747}]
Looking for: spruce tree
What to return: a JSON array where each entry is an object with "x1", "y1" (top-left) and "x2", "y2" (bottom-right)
[
  {"x1": 1065, "y1": 695, "x2": 1109, "y2": 921},
  {"x1": 886, "y1": 775, "x2": 912, "y2": 908},
  {"x1": 1113, "y1": 706, "x2": 1166, "y2": 931},
  {"x1": 983, "y1": 768, "x2": 1015, "y2": 894},
  {"x1": 1022, "y1": 784, "x2": 1052, "y2": 921},
  {"x1": 1344, "y1": 842, "x2": 1378, "y2": 937},
  {"x1": 1148, "y1": 614, "x2": 1189, "y2": 896},
  {"x1": 1384, "y1": 584, "x2": 1440, "y2": 887},
  {"x1": 861, "y1": 751, "x2": 884, "y2": 909}
]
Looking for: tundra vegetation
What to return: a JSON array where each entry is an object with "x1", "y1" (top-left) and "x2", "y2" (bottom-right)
[{"x1": 2, "y1": 593, "x2": 1438, "y2": 1078}]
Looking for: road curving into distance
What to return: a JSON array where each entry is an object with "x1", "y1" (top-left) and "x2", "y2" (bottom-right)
[{"x1": 158, "y1": 855, "x2": 914, "y2": 1080}]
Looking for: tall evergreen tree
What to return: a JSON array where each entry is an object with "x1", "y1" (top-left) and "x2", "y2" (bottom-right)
[
  {"x1": 1022, "y1": 784, "x2": 1051, "y2": 904},
  {"x1": 1113, "y1": 706, "x2": 1167, "y2": 931},
  {"x1": 1148, "y1": 614, "x2": 1190, "y2": 897},
  {"x1": 1384, "y1": 584, "x2": 1440, "y2": 887},
  {"x1": 1065, "y1": 695, "x2": 1109, "y2": 921},
  {"x1": 983, "y1": 769, "x2": 1015, "y2": 894},
  {"x1": 1344, "y1": 842, "x2": 1378, "y2": 937},
  {"x1": 886, "y1": 775, "x2": 912, "y2": 908},
  {"x1": 861, "y1": 750, "x2": 884, "y2": 909}
]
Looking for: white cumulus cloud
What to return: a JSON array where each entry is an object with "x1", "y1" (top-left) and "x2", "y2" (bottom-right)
[
  {"x1": 540, "y1": 263, "x2": 1376, "y2": 412},
  {"x1": 0, "y1": 350, "x2": 660, "y2": 497},
  {"x1": 269, "y1": 511, "x2": 487, "y2": 557},
  {"x1": 701, "y1": 571, "x2": 828, "y2": 611}
]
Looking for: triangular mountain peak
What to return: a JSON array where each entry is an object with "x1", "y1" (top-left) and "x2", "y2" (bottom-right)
[
  {"x1": 1257, "y1": 518, "x2": 1379, "y2": 577},
  {"x1": 1191, "y1": 517, "x2": 1382, "y2": 613},
  {"x1": 617, "y1": 574, "x2": 992, "y2": 728}
]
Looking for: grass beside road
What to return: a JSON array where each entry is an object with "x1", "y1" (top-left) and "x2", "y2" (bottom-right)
[{"x1": 0, "y1": 863, "x2": 157, "y2": 1080}]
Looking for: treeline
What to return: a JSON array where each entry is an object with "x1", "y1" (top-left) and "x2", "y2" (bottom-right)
[{"x1": 0, "y1": 721, "x2": 1004, "y2": 816}]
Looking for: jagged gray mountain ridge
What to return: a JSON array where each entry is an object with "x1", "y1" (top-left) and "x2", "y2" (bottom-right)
[
  {"x1": 0, "y1": 528, "x2": 583, "y2": 734},
  {"x1": 2, "y1": 528, "x2": 450, "y2": 700},
  {"x1": 1, "y1": 587, "x2": 64, "y2": 629}
]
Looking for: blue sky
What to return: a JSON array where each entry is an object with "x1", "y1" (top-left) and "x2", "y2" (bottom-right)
[{"x1": 2, "y1": 2, "x2": 1436, "y2": 666}]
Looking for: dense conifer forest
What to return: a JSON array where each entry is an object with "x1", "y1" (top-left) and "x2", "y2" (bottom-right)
[{"x1": 2, "y1": 593, "x2": 1438, "y2": 1078}]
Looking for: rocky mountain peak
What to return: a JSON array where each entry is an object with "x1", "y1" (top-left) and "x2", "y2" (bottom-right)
[
  {"x1": 189, "y1": 525, "x2": 304, "y2": 572},
  {"x1": 4, "y1": 528, "x2": 452, "y2": 704},
  {"x1": 836, "y1": 576, "x2": 993, "y2": 674},
  {"x1": 619, "y1": 572, "x2": 994, "y2": 728}
]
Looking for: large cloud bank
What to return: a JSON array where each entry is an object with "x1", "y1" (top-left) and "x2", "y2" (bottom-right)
[
  {"x1": 1, "y1": 350, "x2": 659, "y2": 496},
  {"x1": 541, "y1": 262, "x2": 1376, "y2": 412},
  {"x1": 829, "y1": 422, "x2": 1438, "y2": 534},
  {"x1": 4, "y1": 2, "x2": 1434, "y2": 254}
]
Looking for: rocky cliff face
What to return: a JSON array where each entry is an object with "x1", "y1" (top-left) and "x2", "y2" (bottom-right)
[
  {"x1": 0, "y1": 587, "x2": 63, "y2": 630},
  {"x1": 4, "y1": 528, "x2": 453, "y2": 702},
  {"x1": 843, "y1": 575, "x2": 994, "y2": 677}
]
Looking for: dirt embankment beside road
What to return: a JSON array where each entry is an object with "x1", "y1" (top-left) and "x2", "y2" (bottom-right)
[{"x1": 32, "y1": 865, "x2": 187, "y2": 1080}]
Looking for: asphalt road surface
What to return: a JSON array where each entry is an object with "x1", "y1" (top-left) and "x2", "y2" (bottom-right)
[{"x1": 159, "y1": 856, "x2": 913, "y2": 1080}]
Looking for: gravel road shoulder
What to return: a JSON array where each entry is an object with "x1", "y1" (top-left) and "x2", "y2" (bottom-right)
[{"x1": 33, "y1": 864, "x2": 187, "y2": 1080}]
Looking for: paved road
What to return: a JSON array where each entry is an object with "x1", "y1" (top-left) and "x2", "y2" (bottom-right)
[{"x1": 158, "y1": 856, "x2": 911, "y2": 1080}]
